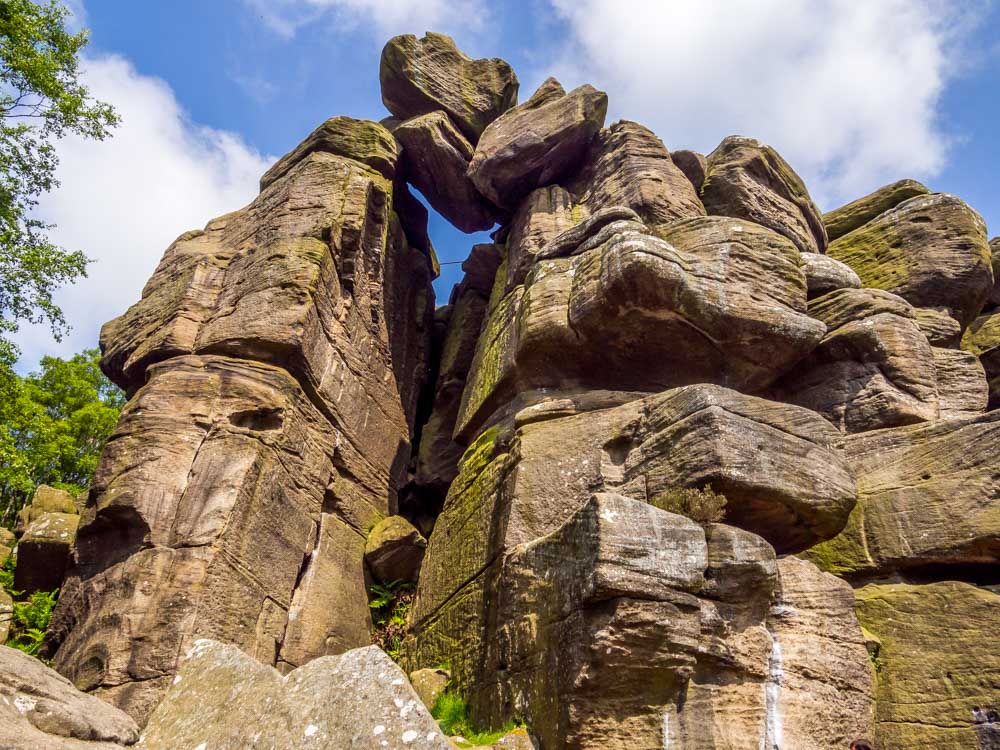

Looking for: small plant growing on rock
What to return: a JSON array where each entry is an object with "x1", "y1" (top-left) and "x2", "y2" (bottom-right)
[
  {"x1": 368, "y1": 580, "x2": 414, "y2": 661},
  {"x1": 2, "y1": 554, "x2": 58, "y2": 657},
  {"x1": 649, "y1": 485, "x2": 727, "y2": 525}
]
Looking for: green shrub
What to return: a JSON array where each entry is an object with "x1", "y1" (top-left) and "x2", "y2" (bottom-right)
[
  {"x1": 649, "y1": 484, "x2": 727, "y2": 525},
  {"x1": 1, "y1": 554, "x2": 58, "y2": 657},
  {"x1": 368, "y1": 580, "x2": 414, "y2": 662},
  {"x1": 430, "y1": 690, "x2": 518, "y2": 746}
]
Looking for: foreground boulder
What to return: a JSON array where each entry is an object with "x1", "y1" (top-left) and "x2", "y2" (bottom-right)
[
  {"x1": 0, "y1": 645, "x2": 139, "y2": 749},
  {"x1": 468, "y1": 78, "x2": 608, "y2": 210},
  {"x1": 139, "y1": 640, "x2": 451, "y2": 749},
  {"x1": 701, "y1": 135, "x2": 827, "y2": 254},
  {"x1": 828, "y1": 192, "x2": 993, "y2": 326},
  {"x1": 855, "y1": 582, "x2": 1000, "y2": 750},
  {"x1": 380, "y1": 32, "x2": 518, "y2": 142},
  {"x1": 822, "y1": 178, "x2": 929, "y2": 242}
]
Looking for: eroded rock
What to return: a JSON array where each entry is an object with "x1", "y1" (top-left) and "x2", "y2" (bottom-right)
[
  {"x1": 823, "y1": 178, "x2": 929, "y2": 242},
  {"x1": 14, "y1": 512, "x2": 79, "y2": 594},
  {"x1": 365, "y1": 515, "x2": 427, "y2": 584},
  {"x1": 962, "y1": 309, "x2": 1000, "y2": 409},
  {"x1": 801, "y1": 252, "x2": 861, "y2": 299}
]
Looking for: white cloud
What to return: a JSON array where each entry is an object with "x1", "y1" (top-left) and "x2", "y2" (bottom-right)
[
  {"x1": 546, "y1": 0, "x2": 985, "y2": 209},
  {"x1": 14, "y1": 54, "x2": 271, "y2": 370},
  {"x1": 244, "y1": 0, "x2": 488, "y2": 41}
]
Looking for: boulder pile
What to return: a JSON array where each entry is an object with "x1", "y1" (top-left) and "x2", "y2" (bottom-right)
[{"x1": 6, "y1": 31, "x2": 996, "y2": 750}]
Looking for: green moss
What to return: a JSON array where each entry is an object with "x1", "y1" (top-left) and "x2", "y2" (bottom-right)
[{"x1": 431, "y1": 691, "x2": 519, "y2": 746}]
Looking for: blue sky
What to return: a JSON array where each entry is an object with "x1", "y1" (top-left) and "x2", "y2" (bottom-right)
[{"x1": 15, "y1": 0, "x2": 1000, "y2": 367}]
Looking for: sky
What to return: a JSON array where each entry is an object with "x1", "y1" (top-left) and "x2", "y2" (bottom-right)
[{"x1": 13, "y1": 0, "x2": 1000, "y2": 369}]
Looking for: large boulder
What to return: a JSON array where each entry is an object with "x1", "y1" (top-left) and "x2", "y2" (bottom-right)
[
  {"x1": 962, "y1": 309, "x2": 1000, "y2": 409},
  {"x1": 16, "y1": 484, "x2": 78, "y2": 535},
  {"x1": 138, "y1": 640, "x2": 452, "y2": 749},
  {"x1": 855, "y1": 582, "x2": 1000, "y2": 750},
  {"x1": 364, "y1": 515, "x2": 427, "y2": 584},
  {"x1": 468, "y1": 78, "x2": 608, "y2": 210},
  {"x1": 0, "y1": 644, "x2": 139, "y2": 749},
  {"x1": 701, "y1": 135, "x2": 827, "y2": 254},
  {"x1": 566, "y1": 119, "x2": 706, "y2": 235},
  {"x1": 803, "y1": 410, "x2": 1000, "y2": 578},
  {"x1": 801, "y1": 252, "x2": 861, "y2": 299},
  {"x1": 822, "y1": 178, "x2": 930, "y2": 242},
  {"x1": 379, "y1": 32, "x2": 518, "y2": 143},
  {"x1": 392, "y1": 111, "x2": 499, "y2": 232},
  {"x1": 456, "y1": 215, "x2": 825, "y2": 439},
  {"x1": 669, "y1": 148, "x2": 707, "y2": 192},
  {"x1": 828, "y1": 192, "x2": 993, "y2": 326},
  {"x1": 13, "y1": 511, "x2": 80, "y2": 594}
]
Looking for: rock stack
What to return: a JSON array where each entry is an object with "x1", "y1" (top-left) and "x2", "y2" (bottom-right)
[{"x1": 15, "y1": 31, "x2": 996, "y2": 750}]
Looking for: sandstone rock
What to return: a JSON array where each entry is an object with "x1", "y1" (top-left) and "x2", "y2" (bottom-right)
[
  {"x1": 801, "y1": 252, "x2": 861, "y2": 298},
  {"x1": 468, "y1": 78, "x2": 608, "y2": 210},
  {"x1": 567, "y1": 120, "x2": 706, "y2": 235},
  {"x1": 0, "y1": 644, "x2": 139, "y2": 749},
  {"x1": 139, "y1": 639, "x2": 451, "y2": 749},
  {"x1": 365, "y1": 515, "x2": 427, "y2": 584},
  {"x1": 394, "y1": 111, "x2": 499, "y2": 232},
  {"x1": 380, "y1": 32, "x2": 518, "y2": 143},
  {"x1": 457, "y1": 216, "x2": 824, "y2": 439},
  {"x1": 701, "y1": 135, "x2": 827, "y2": 253},
  {"x1": 490, "y1": 727, "x2": 537, "y2": 749},
  {"x1": 803, "y1": 410, "x2": 1000, "y2": 578},
  {"x1": 990, "y1": 236, "x2": 1000, "y2": 306},
  {"x1": 13, "y1": 512, "x2": 80, "y2": 594},
  {"x1": 823, "y1": 178, "x2": 930, "y2": 242},
  {"x1": 501, "y1": 185, "x2": 579, "y2": 291},
  {"x1": 0, "y1": 526, "x2": 15, "y2": 562},
  {"x1": 16, "y1": 484, "x2": 78, "y2": 535},
  {"x1": 855, "y1": 581, "x2": 1000, "y2": 750},
  {"x1": 0, "y1": 590, "x2": 12, "y2": 644},
  {"x1": 409, "y1": 667, "x2": 450, "y2": 710},
  {"x1": 828, "y1": 192, "x2": 993, "y2": 326},
  {"x1": 670, "y1": 148, "x2": 707, "y2": 192},
  {"x1": 260, "y1": 116, "x2": 399, "y2": 190},
  {"x1": 962, "y1": 309, "x2": 1000, "y2": 409},
  {"x1": 806, "y1": 287, "x2": 916, "y2": 331},
  {"x1": 914, "y1": 306, "x2": 962, "y2": 347},
  {"x1": 933, "y1": 347, "x2": 988, "y2": 419},
  {"x1": 773, "y1": 311, "x2": 938, "y2": 432}
]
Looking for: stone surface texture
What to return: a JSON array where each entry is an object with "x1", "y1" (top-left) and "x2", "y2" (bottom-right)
[{"x1": 822, "y1": 178, "x2": 930, "y2": 242}]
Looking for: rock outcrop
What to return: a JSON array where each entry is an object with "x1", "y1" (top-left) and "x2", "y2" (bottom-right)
[
  {"x1": 13, "y1": 485, "x2": 81, "y2": 594},
  {"x1": 822, "y1": 178, "x2": 929, "y2": 242}
]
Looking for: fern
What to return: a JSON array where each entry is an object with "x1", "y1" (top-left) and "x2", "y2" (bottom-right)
[{"x1": 2, "y1": 553, "x2": 58, "y2": 658}]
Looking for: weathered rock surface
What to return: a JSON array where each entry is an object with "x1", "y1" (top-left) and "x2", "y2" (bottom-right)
[
  {"x1": 801, "y1": 252, "x2": 861, "y2": 298},
  {"x1": 914, "y1": 306, "x2": 962, "y2": 347},
  {"x1": 409, "y1": 667, "x2": 450, "y2": 711},
  {"x1": 855, "y1": 582, "x2": 1000, "y2": 750},
  {"x1": 822, "y1": 178, "x2": 930, "y2": 242},
  {"x1": 670, "y1": 148, "x2": 707, "y2": 192},
  {"x1": 701, "y1": 135, "x2": 827, "y2": 254},
  {"x1": 500, "y1": 185, "x2": 578, "y2": 292},
  {"x1": 380, "y1": 32, "x2": 518, "y2": 143},
  {"x1": 0, "y1": 590, "x2": 12, "y2": 644},
  {"x1": 14, "y1": 512, "x2": 80, "y2": 594},
  {"x1": 962, "y1": 309, "x2": 1000, "y2": 409},
  {"x1": 567, "y1": 119, "x2": 706, "y2": 235},
  {"x1": 828, "y1": 192, "x2": 993, "y2": 326},
  {"x1": 457, "y1": 215, "x2": 824, "y2": 439},
  {"x1": 16, "y1": 484, "x2": 78, "y2": 535},
  {"x1": 468, "y1": 78, "x2": 608, "y2": 210},
  {"x1": 0, "y1": 527, "x2": 13, "y2": 562},
  {"x1": 138, "y1": 639, "x2": 451, "y2": 749},
  {"x1": 0, "y1": 644, "x2": 139, "y2": 749},
  {"x1": 364, "y1": 515, "x2": 427, "y2": 584},
  {"x1": 990, "y1": 235, "x2": 1000, "y2": 306},
  {"x1": 803, "y1": 410, "x2": 1000, "y2": 578},
  {"x1": 933, "y1": 347, "x2": 988, "y2": 419},
  {"x1": 393, "y1": 111, "x2": 499, "y2": 232}
]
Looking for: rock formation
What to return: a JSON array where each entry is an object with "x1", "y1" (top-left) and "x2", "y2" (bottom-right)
[{"x1": 7, "y1": 29, "x2": 994, "y2": 750}]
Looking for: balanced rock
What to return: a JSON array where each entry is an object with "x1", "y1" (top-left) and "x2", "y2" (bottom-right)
[
  {"x1": 701, "y1": 135, "x2": 827, "y2": 253},
  {"x1": 670, "y1": 148, "x2": 707, "y2": 192},
  {"x1": 803, "y1": 410, "x2": 1000, "y2": 578},
  {"x1": 801, "y1": 252, "x2": 861, "y2": 298},
  {"x1": 828, "y1": 192, "x2": 993, "y2": 326},
  {"x1": 823, "y1": 178, "x2": 930, "y2": 241},
  {"x1": 468, "y1": 78, "x2": 608, "y2": 210},
  {"x1": 855, "y1": 582, "x2": 1000, "y2": 750},
  {"x1": 16, "y1": 484, "x2": 78, "y2": 535},
  {"x1": 139, "y1": 640, "x2": 451, "y2": 749},
  {"x1": 380, "y1": 32, "x2": 518, "y2": 142},
  {"x1": 456, "y1": 216, "x2": 824, "y2": 439},
  {"x1": 962, "y1": 309, "x2": 1000, "y2": 408},
  {"x1": 364, "y1": 515, "x2": 427, "y2": 584},
  {"x1": 393, "y1": 111, "x2": 499, "y2": 232},
  {"x1": 13, "y1": 511, "x2": 80, "y2": 594},
  {"x1": 0, "y1": 644, "x2": 139, "y2": 749}
]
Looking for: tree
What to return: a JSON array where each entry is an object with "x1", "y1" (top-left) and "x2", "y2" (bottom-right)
[
  {"x1": 0, "y1": 0, "x2": 118, "y2": 356},
  {"x1": 0, "y1": 347, "x2": 124, "y2": 527}
]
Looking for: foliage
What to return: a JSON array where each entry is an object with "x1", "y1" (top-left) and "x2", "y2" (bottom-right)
[
  {"x1": 649, "y1": 484, "x2": 728, "y2": 525},
  {"x1": 0, "y1": 347, "x2": 124, "y2": 528},
  {"x1": 431, "y1": 690, "x2": 518, "y2": 746},
  {"x1": 1, "y1": 554, "x2": 58, "y2": 657},
  {"x1": 0, "y1": 0, "x2": 118, "y2": 355},
  {"x1": 368, "y1": 579, "x2": 414, "y2": 662}
]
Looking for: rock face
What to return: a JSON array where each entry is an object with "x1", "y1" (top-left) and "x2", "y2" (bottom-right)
[
  {"x1": 138, "y1": 640, "x2": 452, "y2": 749},
  {"x1": 380, "y1": 32, "x2": 518, "y2": 142},
  {"x1": 13, "y1": 485, "x2": 82, "y2": 594},
  {"x1": 48, "y1": 115, "x2": 435, "y2": 722},
  {"x1": 701, "y1": 135, "x2": 827, "y2": 254},
  {"x1": 828, "y1": 192, "x2": 993, "y2": 327},
  {"x1": 855, "y1": 582, "x2": 1000, "y2": 750},
  {"x1": 43, "y1": 30, "x2": 1000, "y2": 750},
  {"x1": 0, "y1": 644, "x2": 139, "y2": 749},
  {"x1": 468, "y1": 78, "x2": 608, "y2": 210}
]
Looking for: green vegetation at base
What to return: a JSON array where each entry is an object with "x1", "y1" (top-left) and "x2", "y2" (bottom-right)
[
  {"x1": 431, "y1": 690, "x2": 518, "y2": 746},
  {"x1": 1, "y1": 554, "x2": 58, "y2": 657}
]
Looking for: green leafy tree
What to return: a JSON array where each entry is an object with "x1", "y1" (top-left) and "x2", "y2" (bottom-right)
[
  {"x1": 0, "y1": 347, "x2": 123, "y2": 527},
  {"x1": 0, "y1": 0, "x2": 118, "y2": 355}
]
